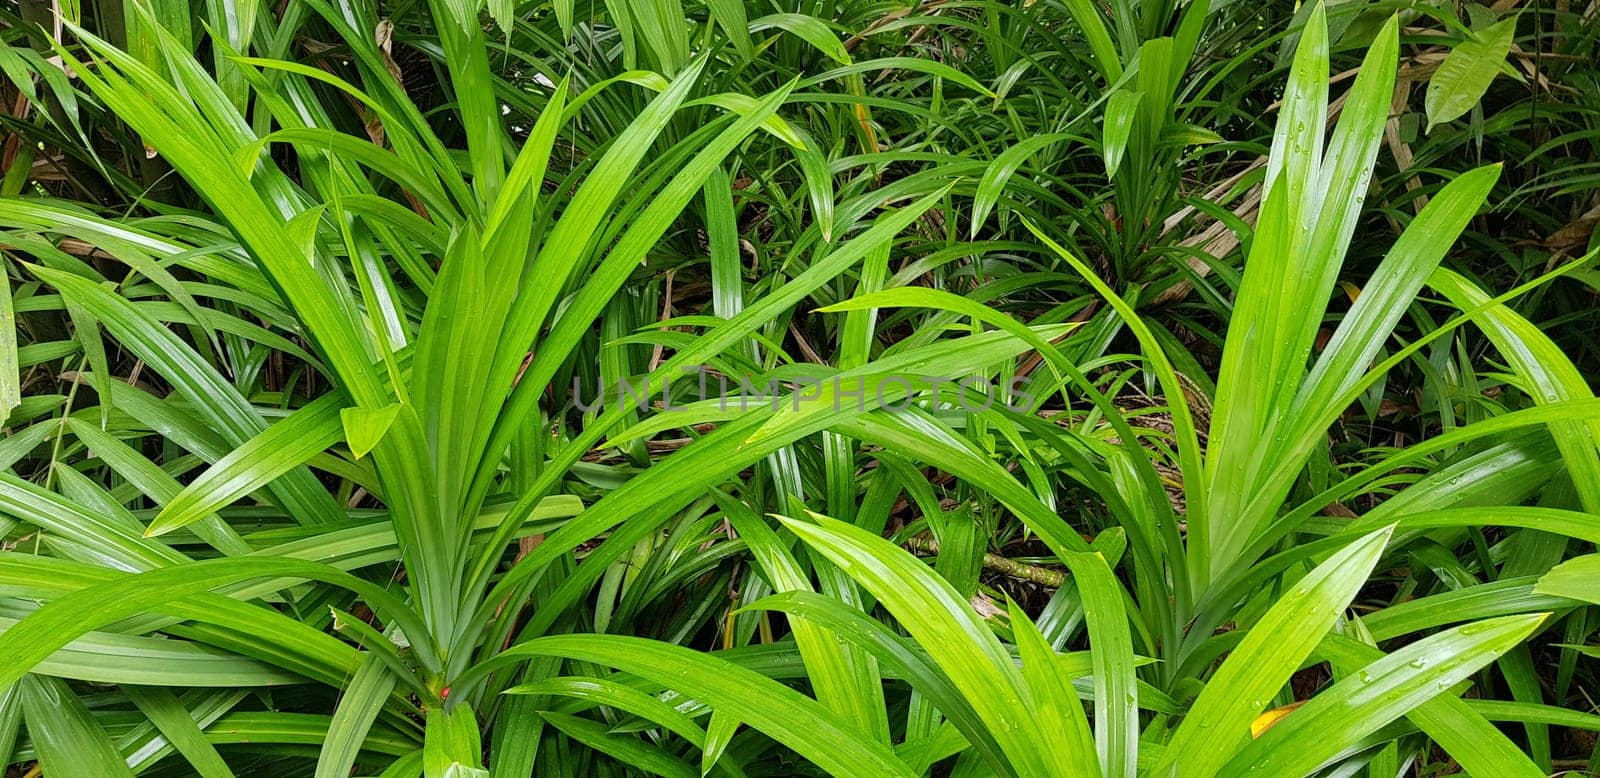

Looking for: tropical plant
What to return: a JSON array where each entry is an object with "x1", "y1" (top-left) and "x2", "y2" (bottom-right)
[{"x1": 0, "y1": 0, "x2": 1597, "y2": 775}]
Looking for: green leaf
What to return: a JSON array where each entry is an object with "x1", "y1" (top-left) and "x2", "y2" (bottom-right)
[
  {"x1": 1102, "y1": 90, "x2": 1141, "y2": 178},
  {"x1": 1317, "y1": 635, "x2": 1544, "y2": 777},
  {"x1": 740, "y1": 589, "x2": 1011, "y2": 772},
  {"x1": 1427, "y1": 266, "x2": 1600, "y2": 514},
  {"x1": 749, "y1": 14, "x2": 851, "y2": 64},
  {"x1": 502, "y1": 675, "x2": 734, "y2": 771},
  {"x1": 1007, "y1": 601, "x2": 1098, "y2": 777},
  {"x1": 124, "y1": 686, "x2": 236, "y2": 778},
  {"x1": 1229, "y1": 614, "x2": 1548, "y2": 775},
  {"x1": 147, "y1": 392, "x2": 347, "y2": 537},
  {"x1": 970, "y1": 133, "x2": 1076, "y2": 237},
  {"x1": 25, "y1": 262, "x2": 344, "y2": 527},
  {"x1": 780, "y1": 512, "x2": 1094, "y2": 777},
  {"x1": 342, "y1": 402, "x2": 403, "y2": 460},
  {"x1": 801, "y1": 58, "x2": 996, "y2": 99},
  {"x1": 424, "y1": 701, "x2": 485, "y2": 778},
  {"x1": 701, "y1": 709, "x2": 737, "y2": 776},
  {"x1": 0, "y1": 615, "x2": 298, "y2": 686},
  {"x1": 481, "y1": 635, "x2": 917, "y2": 777},
  {"x1": 540, "y1": 711, "x2": 697, "y2": 778},
  {"x1": 204, "y1": 711, "x2": 418, "y2": 757},
  {"x1": 0, "y1": 259, "x2": 17, "y2": 425},
  {"x1": 1426, "y1": 18, "x2": 1518, "y2": 131},
  {"x1": 0, "y1": 684, "x2": 20, "y2": 769},
  {"x1": 1057, "y1": 0, "x2": 1122, "y2": 79},
  {"x1": 317, "y1": 653, "x2": 397, "y2": 778},
  {"x1": 1159, "y1": 526, "x2": 1392, "y2": 777},
  {"x1": 711, "y1": 492, "x2": 889, "y2": 745},
  {"x1": 0, "y1": 555, "x2": 437, "y2": 689},
  {"x1": 1533, "y1": 554, "x2": 1600, "y2": 604},
  {"x1": 17, "y1": 674, "x2": 134, "y2": 777},
  {"x1": 705, "y1": 0, "x2": 753, "y2": 59},
  {"x1": 1062, "y1": 551, "x2": 1137, "y2": 777}
]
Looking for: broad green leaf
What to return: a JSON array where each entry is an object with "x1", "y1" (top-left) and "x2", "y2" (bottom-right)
[
  {"x1": 482, "y1": 635, "x2": 917, "y2": 777},
  {"x1": 712, "y1": 492, "x2": 889, "y2": 745},
  {"x1": 705, "y1": 0, "x2": 753, "y2": 59},
  {"x1": 1058, "y1": 0, "x2": 1122, "y2": 79},
  {"x1": 1102, "y1": 90, "x2": 1141, "y2": 178},
  {"x1": 1225, "y1": 165, "x2": 1505, "y2": 558},
  {"x1": 1426, "y1": 18, "x2": 1517, "y2": 131},
  {"x1": 203, "y1": 711, "x2": 418, "y2": 756},
  {"x1": 0, "y1": 684, "x2": 19, "y2": 769},
  {"x1": 0, "y1": 260, "x2": 16, "y2": 425},
  {"x1": 504, "y1": 676, "x2": 701, "y2": 742},
  {"x1": 1428, "y1": 266, "x2": 1600, "y2": 514},
  {"x1": 541, "y1": 711, "x2": 697, "y2": 778},
  {"x1": 124, "y1": 686, "x2": 235, "y2": 778},
  {"x1": 749, "y1": 14, "x2": 851, "y2": 64},
  {"x1": 1063, "y1": 550, "x2": 1137, "y2": 777},
  {"x1": 0, "y1": 615, "x2": 297, "y2": 686},
  {"x1": 17, "y1": 674, "x2": 134, "y2": 777},
  {"x1": 1533, "y1": 554, "x2": 1600, "y2": 604},
  {"x1": 1205, "y1": 12, "x2": 1399, "y2": 577},
  {"x1": 971, "y1": 133, "x2": 1078, "y2": 236},
  {"x1": 0, "y1": 555, "x2": 437, "y2": 689},
  {"x1": 1363, "y1": 577, "x2": 1572, "y2": 641},
  {"x1": 148, "y1": 392, "x2": 347, "y2": 537},
  {"x1": 1229, "y1": 614, "x2": 1548, "y2": 775},
  {"x1": 424, "y1": 702, "x2": 486, "y2": 778},
  {"x1": 25, "y1": 263, "x2": 344, "y2": 528},
  {"x1": 801, "y1": 58, "x2": 996, "y2": 98},
  {"x1": 0, "y1": 470, "x2": 187, "y2": 570},
  {"x1": 317, "y1": 653, "x2": 397, "y2": 778},
  {"x1": 741, "y1": 589, "x2": 1012, "y2": 772},
  {"x1": 701, "y1": 709, "x2": 737, "y2": 777},
  {"x1": 781, "y1": 513, "x2": 1092, "y2": 778},
  {"x1": 342, "y1": 402, "x2": 403, "y2": 460},
  {"x1": 1007, "y1": 601, "x2": 1098, "y2": 777},
  {"x1": 1317, "y1": 635, "x2": 1544, "y2": 777},
  {"x1": 1159, "y1": 526, "x2": 1391, "y2": 777}
]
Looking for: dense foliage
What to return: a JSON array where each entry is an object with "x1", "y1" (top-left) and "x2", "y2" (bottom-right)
[{"x1": 1, "y1": 0, "x2": 1598, "y2": 774}]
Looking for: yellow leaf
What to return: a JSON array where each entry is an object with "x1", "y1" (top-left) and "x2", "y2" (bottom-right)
[{"x1": 1250, "y1": 701, "x2": 1306, "y2": 738}]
